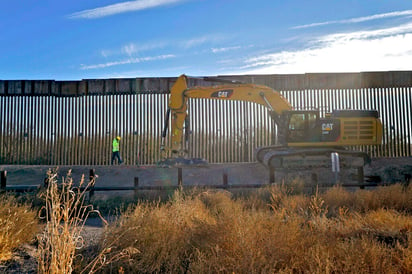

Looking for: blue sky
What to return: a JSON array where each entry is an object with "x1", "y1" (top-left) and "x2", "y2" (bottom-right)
[{"x1": 1, "y1": 0, "x2": 412, "y2": 80}]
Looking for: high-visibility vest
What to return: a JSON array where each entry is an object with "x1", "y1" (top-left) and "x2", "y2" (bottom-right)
[{"x1": 112, "y1": 139, "x2": 120, "y2": 152}]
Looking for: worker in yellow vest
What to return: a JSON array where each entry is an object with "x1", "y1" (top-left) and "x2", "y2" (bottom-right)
[{"x1": 111, "y1": 136, "x2": 123, "y2": 165}]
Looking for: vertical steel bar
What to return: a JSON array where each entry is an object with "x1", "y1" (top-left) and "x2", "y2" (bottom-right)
[
  {"x1": 191, "y1": 98, "x2": 197, "y2": 159},
  {"x1": 17, "y1": 96, "x2": 22, "y2": 164},
  {"x1": 389, "y1": 88, "x2": 396, "y2": 157},
  {"x1": 214, "y1": 99, "x2": 219, "y2": 163},
  {"x1": 209, "y1": 99, "x2": 214, "y2": 163},
  {"x1": 87, "y1": 96, "x2": 91, "y2": 165},
  {"x1": 138, "y1": 94, "x2": 143, "y2": 164},
  {"x1": 58, "y1": 97, "x2": 63, "y2": 165},
  {"x1": 248, "y1": 102, "x2": 253, "y2": 162},
  {"x1": 48, "y1": 96, "x2": 54, "y2": 165},
  {"x1": 99, "y1": 95, "x2": 104, "y2": 165},
  {"x1": 43, "y1": 96, "x2": 48, "y2": 164},
  {"x1": 29, "y1": 96, "x2": 36, "y2": 164},
  {"x1": 150, "y1": 93, "x2": 154, "y2": 164},
  {"x1": 133, "y1": 94, "x2": 138, "y2": 165},
  {"x1": 393, "y1": 88, "x2": 399, "y2": 157},
  {"x1": 148, "y1": 94, "x2": 153, "y2": 164},
  {"x1": 224, "y1": 101, "x2": 229, "y2": 162},
  {"x1": 38, "y1": 97, "x2": 43, "y2": 164},
  {"x1": 131, "y1": 94, "x2": 136, "y2": 164},
  {"x1": 144, "y1": 94, "x2": 148, "y2": 165},
  {"x1": 120, "y1": 94, "x2": 125, "y2": 164},
  {"x1": 7, "y1": 96, "x2": 12, "y2": 163},
  {"x1": 19, "y1": 95, "x2": 25, "y2": 164},
  {"x1": 191, "y1": 98, "x2": 196, "y2": 159},
  {"x1": 377, "y1": 88, "x2": 384, "y2": 156},
  {"x1": 67, "y1": 97, "x2": 72, "y2": 165},
  {"x1": 0, "y1": 96, "x2": 4, "y2": 162},
  {"x1": 398, "y1": 88, "x2": 404, "y2": 157},
  {"x1": 81, "y1": 96, "x2": 86, "y2": 165},
  {"x1": 108, "y1": 94, "x2": 112, "y2": 164},
  {"x1": 2, "y1": 96, "x2": 7, "y2": 162},
  {"x1": 21, "y1": 96, "x2": 25, "y2": 164},
  {"x1": 125, "y1": 94, "x2": 130, "y2": 164},
  {"x1": 154, "y1": 94, "x2": 159, "y2": 163},
  {"x1": 227, "y1": 101, "x2": 232, "y2": 162},
  {"x1": 65, "y1": 97, "x2": 70, "y2": 164},
  {"x1": 383, "y1": 88, "x2": 390, "y2": 157},
  {"x1": 143, "y1": 94, "x2": 148, "y2": 164},
  {"x1": 12, "y1": 96, "x2": 18, "y2": 163},
  {"x1": 90, "y1": 96, "x2": 94, "y2": 165},
  {"x1": 204, "y1": 99, "x2": 209, "y2": 162},
  {"x1": 218, "y1": 100, "x2": 222, "y2": 163},
  {"x1": 74, "y1": 97, "x2": 79, "y2": 165},
  {"x1": 101, "y1": 95, "x2": 106, "y2": 165},
  {"x1": 61, "y1": 97, "x2": 65, "y2": 164},
  {"x1": 104, "y1": 94, "x2": 108, "y2": 165},
  {"x1": 92, "y1": 95, "x2": 97, "y2": 165},
  {"x1": 60, "y1": 97, "x2": 65, "y2": 164},
  {"x1": 54, "y1": 96, "x2": 59, "y2": 165},
  {"x1": 395, "y1": 88, "x2": 402, "y2": 157},
  {"x1": 406, "y1": 87, "x2": 412, "y2": 156},
  {"x1": 23, "y1": 96, "x2": 29, "y2": 164},
  {"x1": 373, "y1": 88, "x2": 380, "y2": 157},
  {"x1": 86, "y1": 95, "x2": 91, "y2": 165},
  {"x1": 76, "y1": 96, "x2": 80, "y2": 165}
]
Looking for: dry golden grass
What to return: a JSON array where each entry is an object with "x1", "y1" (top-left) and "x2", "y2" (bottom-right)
[
  {"x1": 0, "y1": 196, "x2": 38, "y2": 261},
  {"x1": 97, "y1": 184, "x2": 412, "y2": 273},
  {"x1": 3, "y1": 179, "x2": 410, "y2": 273},
  {"x1": 37, "y1": 168, "x2": 107, "y2": 274},
  {"x1": 323, "y1": 183, "x2": 412, "y2": 215}
]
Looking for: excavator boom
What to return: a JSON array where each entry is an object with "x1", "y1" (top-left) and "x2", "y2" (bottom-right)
[{"x1": 166, "y1": 74, "x2": 292, "y2": 155}]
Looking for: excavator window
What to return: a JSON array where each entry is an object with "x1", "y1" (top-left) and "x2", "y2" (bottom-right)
[{"x1": 287, "y1": 111, "x2": 319, "y2": 142}]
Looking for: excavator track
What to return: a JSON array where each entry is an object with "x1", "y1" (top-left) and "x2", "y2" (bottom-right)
[{"x1": 255, "y1": 146, "x2": 370, "y2": 171}]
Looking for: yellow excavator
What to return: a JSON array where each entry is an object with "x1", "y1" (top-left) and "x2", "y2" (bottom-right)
[{"x1": 160, "y1": 74, "x2": 382, "y2": 174}]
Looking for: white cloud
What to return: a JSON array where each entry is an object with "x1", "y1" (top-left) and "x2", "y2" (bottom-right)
[
  {"x1": 100, "y1": 49, "x2": 112, "y2": 58},
  {"x1": 180, "y1": 36, "x2": 211, "y2": 49},
  {"x1": 211, "y1": 46, "x2": 241, "y2": 53},
  {"x1": 122, "y1": 43, "x2": 139, "y2": 56},
  {"x1": 81, "y1": 54, "x2": 175, "y2": 69},
  {"x1": 293, "y1": 10, "x2": 412, "y2": 29},
  {"x1": 99, "y1": 41, "x2": 167, "y2": 58},
  {"x1": 242, "y1": 23, "x2": 412, "y2": 74},
  {"x1": 69, "y1": 0, "x2": 187, "y2": 19}
]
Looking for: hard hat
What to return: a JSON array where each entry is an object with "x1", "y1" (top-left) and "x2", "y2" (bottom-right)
[{"x1": 116, "y1": 136, "x2": 121, "y2": 140}]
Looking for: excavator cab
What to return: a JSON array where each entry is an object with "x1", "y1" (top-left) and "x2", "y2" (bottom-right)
[{"x1": 286, "y1": 111, "x2": 320, "y2": 143}]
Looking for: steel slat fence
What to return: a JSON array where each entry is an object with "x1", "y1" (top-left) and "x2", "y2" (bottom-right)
[{"x1": 1, "y1": 79, "x2": 411, "y2": 165}]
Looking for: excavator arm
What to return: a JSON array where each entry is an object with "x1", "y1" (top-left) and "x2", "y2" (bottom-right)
[{"x1": 163, "y1": 74, "x2": 292, "y2": 156}]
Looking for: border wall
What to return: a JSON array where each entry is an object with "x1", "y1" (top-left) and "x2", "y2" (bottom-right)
[{"x1": 0, "y1": 71, "x2": 411, "y2": 165}]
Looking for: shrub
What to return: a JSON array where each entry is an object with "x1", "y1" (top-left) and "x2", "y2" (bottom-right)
[{"x1": 0, "y1": 196, "x2": 38, "y2": 261}]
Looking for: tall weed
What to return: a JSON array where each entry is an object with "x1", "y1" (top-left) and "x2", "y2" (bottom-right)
[{"x1": 37, "y1": 169, "x2": 106, "y2": 274}]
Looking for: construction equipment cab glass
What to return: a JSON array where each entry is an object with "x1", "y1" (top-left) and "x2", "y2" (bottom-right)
[{"x1": 287, "y1": 111, "x2": 319, "y2": 143}]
